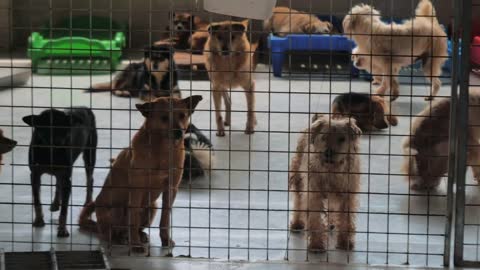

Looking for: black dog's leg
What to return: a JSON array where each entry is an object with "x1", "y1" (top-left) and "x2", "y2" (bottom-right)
[
  {"x1": 82, "y1": 132, "x2": 97, "y2": 205},
  {"x1": 187, "y1": 124, "x2": 212, "y2": 147},
  {"x1": 57, "y1": 175, "x2": 72, "y2": 237},
  {"x1": 31, "y1": 172, "x2": 45, "y2": 227},
  {"x1": 50, "y1": 181, "x2": 60, "y2": 212}
]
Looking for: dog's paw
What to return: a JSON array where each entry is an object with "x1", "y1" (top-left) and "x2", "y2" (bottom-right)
[
  {"x1": 50, "y1": 202, "x2": 60, "y2": 212},
  {"x1": 308, "y1": 241, "x2": 326, "y2": 253},
  {"x1": 224, "y1": 120, "x2": 230, "y2": 127},
  {"x1": 57, "y1": 227, "x2": 70, "y2": 238},
  {"x1": 161, "y1": 238, "x2": 175, "y2": 248},
  {"x1": 33, "y1": 217, "x2": 45, "y2": 227},
  {"x1": 139, "y1": 231, "x2": 150, "y2": 243},
  {"x1": 289, "y1": 220, "x2": 305, "y2": 232},
  {"x1": 244, "y1": 125, "x2": 255, "y2": 135},
  {"x1": 216, "y1": 130, "x2": 225, "y2": 137},
  {"x1": 336, "y1": 238, "x2": 354, "y2": 251},
  {"x1": 131, "y1": 245, "x2": 146, "y2": 253},
  {"x1": 425, "y1": 95, "x2": 434, "y2": 101}
]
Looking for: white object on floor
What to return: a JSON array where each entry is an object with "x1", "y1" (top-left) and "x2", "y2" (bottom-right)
[{"x1": 203, "y1": 0, "x2": 276, "y2": 20}]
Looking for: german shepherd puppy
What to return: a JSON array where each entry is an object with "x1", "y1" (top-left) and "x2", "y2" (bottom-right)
[
  {"x1": 205, "y1": 20, "x2": 257, "y2": 136},
  {"x1": 79, "y1": 96, "x2": 202, "y2": 252},
  {"x1": 330, "y1": 92, "x2": 398, "y2": 132},
  {"x1": 0, "y1": 129, "x2": 17, "y2": 173},
  {"x1": 89, "y1": 44, "x2": 180, "y2": 100},
  {"x1": 23, "y1": 108, "x2": 97, "y2": 237}
]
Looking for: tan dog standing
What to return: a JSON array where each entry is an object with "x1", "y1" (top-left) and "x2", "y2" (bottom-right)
[
  {"x1": 264, "y1": 7, "x2": 332, "y2": 36},
  {"x1": 343, "y1": 0, "x2": 448, "y2": 101},
  {"x1": 205, "y1": 20, "x2": 256, "y2": 136},
  {"x1": 289, "y1": 115, "x2": 362, "y2": 252},
  {"x1": 79, "y1": 96, "x2": 203, "y2": 252}
]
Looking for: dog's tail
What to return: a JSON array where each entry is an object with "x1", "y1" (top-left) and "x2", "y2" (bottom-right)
[
  {"x1": 87, "y1": 82, "x2": 114, "y2": 92},
  {"x1": 189, "y1": 138, "x2": 214, "y2": 175},
  {"x1": 415, "y1": 0, "x2": 438, "y2": 24},
  {"x1": 78, "y1": 201, "x2": 98, "y2": 233}
]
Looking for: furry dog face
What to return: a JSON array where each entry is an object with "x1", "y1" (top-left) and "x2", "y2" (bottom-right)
[
  {"x1": 207, "y1": 21, "x2": 247, "y2": 56},
  {"x1": 304, "y1": 19, "x2": 332, "y2": 34},
  {"x1": 172, "y1": 12, "x2": 196, "y2": 32},
  {"x1": 136, "y1": 96, "x2": 203, "y2": 140},
  {"x1": 310, "y1": 115, "x2": 362, "y2": 165},
  {"x1": 144, "y1": 44, "x2": 172, "y2": 73}
]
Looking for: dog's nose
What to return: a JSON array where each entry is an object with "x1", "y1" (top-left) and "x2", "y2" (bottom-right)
[
  {"x1": 173, "y1": 129, "x2": 183, "y2": 140},
  {"x1": 175, "y1": 24, "x2": 184, "y2": 31},
  {"x1": 221, "y1": 46, "x2": 230, "y2": 56},
  {"x1": 323, "y1": 148, "x2": 335, "y2": 163}
]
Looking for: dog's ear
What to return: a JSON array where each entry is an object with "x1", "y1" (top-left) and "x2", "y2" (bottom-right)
[
  {"x1": 232, "y1": 22, "x2": 246, "y2": 33},
  {"x1": 371, "y1": 96, "x2": 396, "y2": 129},
  {"x1": 207, "y1": 24, "x2": 221, "y2": 34},
  {"x1": 183, "y1": 95, "x2": 203, "y2": 114},
  {"x1": 136, "y1": 102, "x2": 153, "y2": 118},
  {"x1": 346, "y1": 119, "x2": 362, "y2": 140},
  {"x1": 311, "y1": 113, "x2": 325, "y2": 123},
  {"x1": 310, "y1": 115, "x2": 327, "y2": 144},
  {"x1": 22, "y1": 115, "x2": 39, "y2": 126}
]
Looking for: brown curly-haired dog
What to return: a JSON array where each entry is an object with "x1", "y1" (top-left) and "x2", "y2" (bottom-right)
[
  {"x1": 289, "y1": 115, "x2": 362, "y2": 252},
  {"x1": 402, "y1": 89, "x2": 480, "y2": 190}
]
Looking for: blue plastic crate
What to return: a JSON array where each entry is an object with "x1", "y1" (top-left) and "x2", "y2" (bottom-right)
[{"x1": 268, "y1": 34, "x2": 357, "y2": 77}]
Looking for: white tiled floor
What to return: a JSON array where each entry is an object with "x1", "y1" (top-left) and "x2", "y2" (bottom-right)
[{"x1": 0, "y1": 63, "x2": 478, "y2": 269}]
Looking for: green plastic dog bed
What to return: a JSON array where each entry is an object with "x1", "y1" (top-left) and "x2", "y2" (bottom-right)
[{"x1": 28, "y1": 16, "x2": 127, "y2": 75}]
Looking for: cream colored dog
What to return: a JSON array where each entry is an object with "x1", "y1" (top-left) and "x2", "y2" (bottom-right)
[
  {"x1": 343, "y1": 0, "x2": 448, "y2": 101},
  {"x1": 289, "y1": 115, "x2": 362, "y2": 252},
  {"x1": 264, "y1": 7, "x2": 332, "y2": 36}
]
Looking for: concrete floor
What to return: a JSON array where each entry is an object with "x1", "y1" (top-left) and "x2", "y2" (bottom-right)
[{"x1": 0, "y1": 63, "x2": 479, "y2": 269}]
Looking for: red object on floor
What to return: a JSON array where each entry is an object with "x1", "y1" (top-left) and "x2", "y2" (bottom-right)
[{"x1": 473, "y1": 36, "x2": 480, "y2": 66}]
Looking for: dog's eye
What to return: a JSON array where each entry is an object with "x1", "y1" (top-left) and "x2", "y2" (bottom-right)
[
  {"x1": 338, "y1": 137, "x2": 346, "y2": 143},
  {"x1": 161, "y1": 115, "x2": 169, "y2": 123}
]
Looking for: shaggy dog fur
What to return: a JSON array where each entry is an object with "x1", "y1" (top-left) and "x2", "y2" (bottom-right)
[
  {"x1": 402, "y1": 89, "x2": 480, "y2": 190},
  {"x1": 264, "y1": 7, "x2": 332, "y2": 36},
  {"x1": 343, "y1": 0, "x2": 448, "y2": 101},
  {"x1": 289, "y1": 115, "x2": 362, "y2": 252},
  {"x1": 205, "y1": 20, "x2": 257, "y2": 136}
]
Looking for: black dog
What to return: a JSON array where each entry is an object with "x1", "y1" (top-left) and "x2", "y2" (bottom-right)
[
  {"x1": 23, "y1": 107, "x2": 97, "y2": 237},
  {"x1": 183, "y1": 124, "x2": 214, "y2": 180},
  {"x1": 89, "y1": 44, "x2": 180, "y2": 100}
]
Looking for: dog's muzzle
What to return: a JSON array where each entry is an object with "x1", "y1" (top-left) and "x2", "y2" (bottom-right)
[
  {"x1": 323, "y1": 148, "x2": 335, "y2": 164},
  {"x1": 221, "y1": 46, "x2": 230, "y2": 56},
  {"x1": 175, "y1": 24, "x2": 185, "y2": 31}
]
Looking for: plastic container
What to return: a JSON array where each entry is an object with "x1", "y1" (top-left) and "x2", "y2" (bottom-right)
[
  {"x1": 28, "y1": 16, "x2": 127, "y2": 75},
  {"x1": 204, "y1": 0, "x2": 276, "y2": 20},
  {"x1": 268, "y1": 34, "x2": 356, "y2": 77}
]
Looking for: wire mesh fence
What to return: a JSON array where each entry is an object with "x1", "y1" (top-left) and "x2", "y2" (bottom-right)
[{"x1": 0, "y1": 0, "x2": 477, "y2": 268}]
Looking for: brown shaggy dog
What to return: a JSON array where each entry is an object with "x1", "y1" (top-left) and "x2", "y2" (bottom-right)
[
  {"x1": 205, "y1": 20, "x2": 257, "y2": 136},
  {"x1": 264, "y1": 7, "x2": 332, "y2": 36},
  {"x1": 79, "y1": 96, "x2": 203, "y2": 252},
  {"x1": 331, "y1": 92, "x2": 398, "y2": 132},
  {"x1": 402, "y1": 90, "x2": 480, "y2": 190},
  {"x1": 343, "y1": 0, "x2": 448, "y2": 101},
  {"x1": 289, "y1": 115, "x2": 362, "y2": 252},
  {"x1": 0, "y1": 129, "x2": 17, "y2": 173}
]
